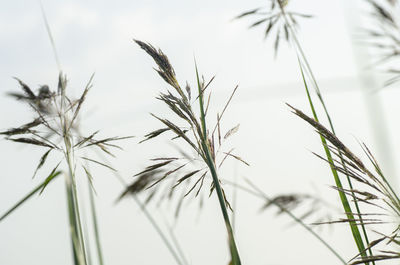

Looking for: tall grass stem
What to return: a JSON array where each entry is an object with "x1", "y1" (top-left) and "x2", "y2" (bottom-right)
[
  {"x1": 195, "y1": 64, "x2": 241, "y2": 265},
  {"x1": 277, "y1": 2, "x2": 371, "y2": 261}
]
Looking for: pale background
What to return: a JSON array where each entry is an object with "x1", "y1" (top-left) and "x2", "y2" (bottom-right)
[{"x1": 1, "y1": 0, "x2": 400, "y2": 264}]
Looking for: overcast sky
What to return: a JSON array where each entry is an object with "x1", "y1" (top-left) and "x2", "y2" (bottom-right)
[{"x1": 1, "y1": 1, "x2": 400, "y2": 265}]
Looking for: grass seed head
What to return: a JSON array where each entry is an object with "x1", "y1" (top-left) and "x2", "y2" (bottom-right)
[
  {"x1": 289, "y1": 103, "x2": 400, "y2": 263},
  {"x1": 2, "y1": 73, "x2": 130, "y2": 188},
  {"x1": 235, "y1": 0, "x2": 312, "y2": 56},
  {"x1": 123, "y1": 40, "x2": 247, "y2": 214}
]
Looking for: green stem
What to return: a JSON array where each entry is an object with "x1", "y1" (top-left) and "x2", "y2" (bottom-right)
[
  {"x1": 0, "y1": 171, "x2": 60, "y2": 222},
  {"x1": 204, "y1": 144, "x2": 242, "y2": 265},
  {"x1": 62, "y1": 97, "x2": 88, "y2": 265},
  {"x1": 89, "y1": 184, "x2": 104, "y2": 265},
  {"x1": 195, "y1": 63, "x2": 241, "y2": 265},
  {"x1": 299, "y1": 61, "x2": 369, "y2": 261},
  {"x1": 65, "y1": 181, "x2": 81, "y2": 265},
  {"x1": 65, "y1": 146, "x2": 89, "y2": 265},
  {"x1": 97, "y1": 152, "x2": 187, "y2": 265},
  {"x1": 241, "y1": 179, "x2": 347, "y2": 265},
  {"x1": 278, "y1": 2, "x2": 371, "y2": 262},
  {"x1": 131, "y1": 194, "x2": 185, "y2": 265},
  {"x1": 95, "y1": 151, "x2": 185, "y2": 265},
  {"x1": 161, "y1": 212, "x2": 190, "y2": 265}
]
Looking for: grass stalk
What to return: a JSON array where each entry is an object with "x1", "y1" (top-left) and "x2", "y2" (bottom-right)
[
  {"x1": 60, "y1": 75, "x2": 88, "y2": 265},
  {"x1": 39, "y1": 0, "x2": 61, "y2": 72},
  {"x1": 276, "y1": 2, "x2": 371, "y2": 261},
  {"x1": 231, "y1": 164, "x2": 238, "y2": 233},
  {"x1": 168, "y1": 228, "x2": 189, "y2": 265},
  {"x1": 159, "y1": 210, "x2": 190, "y2": 265},
  {"x1": 38, "y1": 5, "x2": 89, "y2": 262},
  {"x1": 195, "y1": 64, "x2": 241, "y2": 265},
  {"x1": 65, "y1": 181, "x2": 81, "y2": 265},
  {"x1": 64, "y1": 144, "x2": 89, "y2": 265},
  {"x1": 298, "y1": 61, "x2": 372, "y2": 261},
  {"x1": 241, "y1": 178, "x2": 347, "y2": 265},
  {"x1": 95, "y1": 151, "x2": 186, "y2": 265},
  {"x1": 88, "y1": 182, "x2": 105, "y2": 265},
  {"x1": 0, "y1": 171, "x2": 61, "y2": 222},
  {"x1": 129, "y1": 192, "x2": 185, "y2": 265}
]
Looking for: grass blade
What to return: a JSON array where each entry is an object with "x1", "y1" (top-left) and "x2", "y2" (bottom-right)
[
  {"x1": 0, "y1": 171, "x2": 61, "y2": 222},
  {"x1": 272, "y1": 2, "x2": 372, "y2": 260},
  {"x1": 195, "y1": 62, "x2": 241, "y2": 265},
  {"x1": 295, "y1": 61, "x2": 371, "y2": 261},
  {"x1": 88, "y1": 179, "x2": 105, "y2": 265}
]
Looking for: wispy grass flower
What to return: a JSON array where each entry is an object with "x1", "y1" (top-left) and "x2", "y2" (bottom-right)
[
  {"x1": 237, "y1": 1, "x2": 373, "y2": 262},
  {"x1": 1, "y1": 73, "x2": 130, "y2": 265},
  {"x1": 126, "y1": 40, "x2": 246, "y2": 265},
  {"x1": 289, "y1": 103, "x2": 400, "y2": 264},
  {"x1": 259, "y1": 192, "x2": 335, "y2": 226},
  {"x1": 235, "y1": 0, "x2": 312, "y2": 55}
]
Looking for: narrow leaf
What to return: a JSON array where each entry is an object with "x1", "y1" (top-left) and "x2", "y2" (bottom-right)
[{"x1": 0, "y1": 171, "x2": 61, "y2": 222}]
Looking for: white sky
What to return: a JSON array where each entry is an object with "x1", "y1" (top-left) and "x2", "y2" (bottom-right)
[{"x1": 1, "y1": 1, "x2": 400, "y2": 265}]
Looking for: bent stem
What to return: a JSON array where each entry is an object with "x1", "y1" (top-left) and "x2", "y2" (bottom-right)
[{"x1": 195, "y1": 64, "x2": 241, "y2": 265}]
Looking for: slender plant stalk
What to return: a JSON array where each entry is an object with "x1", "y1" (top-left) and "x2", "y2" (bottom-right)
[
  {"x1": 276, "y1": 2, "x2": 371, "y2": 261},
  {"x1": 65, "y1": 181, "x2": 81, "y2": 265},
  {"x1": 195, "y1": 64, "x2": 241, "y2": 265},
  {"x1": 0, "y1": 171, "x2": 61, "y2": 222},
  {"x1": 231, "y1": 164, "x2": 238, "y2": 233},
  {"x1": 241, "y1": 178, "x2": 347, "y2": 265},
  {"x1": 159, "y1": 210, "x2": 190, "y2": 265},
  {"x1": 298, "y1": 61, "x2": 372, "y2": 260},
  {"x1": 39, "y1": 4, "x2": 94, "y2": 264},
  {"x1": 289, "y1": 102, "x2": 400, "y2": 264},
  {"x1": 81, "y1": 204, "x2": 93, "y2": 265},
  {"x1": 64, "y1": 142, "x2": 89, "y2": 265},
  {"x1": 96, "y1": 151, "x2": 186, "y2": 265},
  {"x1": 88, "y1": 182, "x2": 105, "y2": 265},
  {"x1": 168, "y1": 228, "x2": 189, "y2": 265},
  {"x1": 80, "y1": 151, "x2": 105, "y2": 265},
  {"x1": 39, "y1": 0, "x2": 61, "y2": 72},
  {"x1": 60, "y1": 74, "x2": 88, "y2": 265},
  {"x1": 128, "y1": 190, "x2": 185, "y2": 265}
]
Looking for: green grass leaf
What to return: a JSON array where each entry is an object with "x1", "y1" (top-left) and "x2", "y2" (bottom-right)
[{"x1": 0, "y1": 170, "x2": 61, "y2": 222}]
